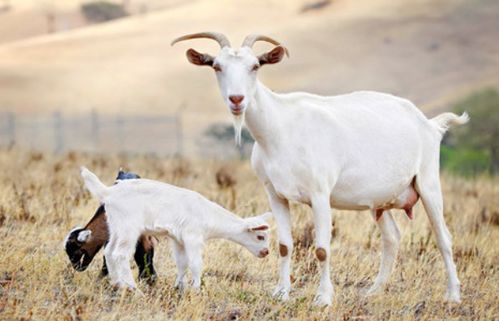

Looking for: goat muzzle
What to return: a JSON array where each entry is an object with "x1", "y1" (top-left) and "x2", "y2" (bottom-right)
[{"x1": 259, "y1": 248, "x2": 269, "y2": 258}]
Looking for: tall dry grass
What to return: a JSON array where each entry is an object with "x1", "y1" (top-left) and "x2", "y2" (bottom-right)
[{"x1": 0, "y1": 149, "x2": 497, "y2": 320}]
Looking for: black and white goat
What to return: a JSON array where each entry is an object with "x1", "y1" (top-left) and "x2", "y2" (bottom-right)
[{"x1": 64, "y1": 170, "x2": 157, "y2": 284}]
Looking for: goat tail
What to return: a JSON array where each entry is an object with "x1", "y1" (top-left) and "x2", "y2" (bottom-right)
[
  {"x1": 430, "y1": 112, "x2": 469, "y2": 136},
  {"x1": 80, "y1": 167, "x2": 110, "y2": 202}
]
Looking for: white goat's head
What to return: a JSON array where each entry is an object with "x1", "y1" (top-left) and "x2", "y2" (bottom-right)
[
  {"x1": 172, "y1": 32, "x2": 288, "y2": 144},
  {"x1": 241, "y1": 212, "x2": 273, "y2": 258}
]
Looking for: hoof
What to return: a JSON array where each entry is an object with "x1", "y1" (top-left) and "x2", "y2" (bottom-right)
[
  {"x1": 445, "y1": 283, "x2": 461, "y2": 303},
  {"x1": 364, "y1": 284, "x2": 383, "y2": 297},
  {"x1": 140, "y1": 274, "x2": 157, "y2": 286},
  {"x1": 312, "y1": 293, "x2": 332, "y2": 306},
  {"x1": 445, "y1": 291, "x2": 461, "y2": 303},
  {"x1": 174, "y1": 283, "x2": 185, "y2": 292},
  {"x1": 112, "y1": 282, "x2": 137, "y2": 293},
  {"x1": 272, "y1": 286, "x2": 290, "y2": 301}
]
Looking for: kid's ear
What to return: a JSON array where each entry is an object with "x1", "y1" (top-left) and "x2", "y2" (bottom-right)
[
  {"x1": 77, "y1": 230, "x2": 92, "y2": 243},
  {"x1": 248, "y1": 224, "x2": 269, "y2": 232}
]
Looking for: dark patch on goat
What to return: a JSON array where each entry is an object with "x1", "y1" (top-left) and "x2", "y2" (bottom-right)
[
  {"x1": 65, "y1": 169, "x2": 157, "y2": 283},
  {"x1": 315, "y1": 248, "x2": 327, "y2": 262}
]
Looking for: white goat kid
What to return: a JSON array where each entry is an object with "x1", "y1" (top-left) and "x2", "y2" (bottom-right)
[
  {"x1": 80, "y1": 167, "x2": 271, "y2": 290},
  {"x1": 172, "y1": 32, "x2": 469, "y2": 305}
]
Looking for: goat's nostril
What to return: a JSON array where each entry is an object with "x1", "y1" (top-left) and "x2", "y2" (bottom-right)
[
  {"x1": 260, "y1": 248, "x2": 269, "y2": 257},
  {"x1": 229, "y1": 95, "x2": 244, "y2": 105}
]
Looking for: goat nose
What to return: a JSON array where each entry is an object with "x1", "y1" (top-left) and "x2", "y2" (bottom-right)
[
  {"x1": 229, "y1": 95, "x2": 244, "y2": 105},
  {"x1": 259, "y1": 248, "x2": 269, "y2": 257}
]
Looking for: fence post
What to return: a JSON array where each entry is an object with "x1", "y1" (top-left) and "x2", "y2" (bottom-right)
[
  {"x1": 53, "y1": 111, "x2": 63, "y2": 154},
  {"x1": 116, "y1": 115, "x2": 125, "y2": 153},
  {"x1": 6, "y1": 112, "x2": 15, "y2": 147},
  {"x1": 90, "y1": 110, "x2": 99, "y2": 152},
  {"x1": 175, "y1": 105, "x2": 184, "y2": 157}
]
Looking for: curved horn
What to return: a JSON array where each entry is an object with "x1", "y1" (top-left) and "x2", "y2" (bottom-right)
[
  {"x1": 241, "y1": 34, "x2": 289, "y2": 57},
  {"x1": 171, "y1": 32, "x2": 231, "y2": 48}
]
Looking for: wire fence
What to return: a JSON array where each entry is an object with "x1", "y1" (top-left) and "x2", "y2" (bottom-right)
[{"x1": 0, "y1": 111, "x2": 184, "y2": 156}]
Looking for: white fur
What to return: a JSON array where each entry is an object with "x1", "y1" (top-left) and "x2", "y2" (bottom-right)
[
  {"x1": 80, "y1": 167, "x2": 271, "y2": 290},
  {"x1": 80, "y1": 167, "x2": 109, "y2": 202},
  {"x1": 180, "y1": 39, "x2": 468, "y2": 305}
]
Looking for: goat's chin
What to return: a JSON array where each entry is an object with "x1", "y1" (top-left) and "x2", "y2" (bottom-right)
[
  {"x1": 232, "y1": 113, "x2": 245, "y2": 146},
  {"x1": 73, "y1": 263, "x2": 89, "y2": 272}
]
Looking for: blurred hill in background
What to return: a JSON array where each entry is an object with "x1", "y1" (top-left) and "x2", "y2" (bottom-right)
[
  {"x1": 0, "y1": 0, "x2": 498, "y2": 156},
  {"x1": 0, "y1": 0, "x2": 184, "y2": 43}
]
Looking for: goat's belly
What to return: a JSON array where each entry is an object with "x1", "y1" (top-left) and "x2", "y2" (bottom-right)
[
  {"x1": 330, "y1": 179, "x2": 416, "y2": 211},
  {"x1": 272, "y1": 179, "x2": 417, "y2": 212},
  {"x1": 144, "y1": 222, "x2": 177, "y2": 240}
]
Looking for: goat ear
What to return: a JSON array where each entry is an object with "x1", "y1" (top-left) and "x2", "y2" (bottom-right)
[
  {"x1": 258, "y1": 46, "x2": 288, "y2": 66},
  {"x1": 77, "y1": 230, "x2": 92, "y2": 243},
  {"x1": 186, "y1": 48, "x2": 214, "y2": 66},
  {"x1": 248, "y1": 224, "x2": 269, "y2": 232}
]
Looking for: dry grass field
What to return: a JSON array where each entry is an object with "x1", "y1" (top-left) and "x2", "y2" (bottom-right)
[{"x1": 0, "y1": 148, "x2": 498, "y2": 320}]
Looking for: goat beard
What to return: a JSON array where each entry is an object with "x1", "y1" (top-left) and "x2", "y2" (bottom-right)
[{"x1": 232, "y1": 113, "x2": 245, "y2": 146}]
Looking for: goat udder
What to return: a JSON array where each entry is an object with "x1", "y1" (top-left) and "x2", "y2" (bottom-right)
[{"x1": 376, "y1": 187, "x2": 420, "y2": 221}]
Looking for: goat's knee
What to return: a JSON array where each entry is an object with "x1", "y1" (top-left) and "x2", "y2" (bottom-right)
[
  {"x1": 315, "y1": 247, "x2": 327, "y2": 262},
  {"x1": 279, "y1": 243, "x2": 290, "y2": 257}
]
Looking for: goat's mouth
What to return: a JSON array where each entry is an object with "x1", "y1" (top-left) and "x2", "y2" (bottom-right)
[
  {"x1": 257, "y1": 248, "x2": 269, "y2": 258},
  {"x1": 70, "y1": 251, "x2": 92, "y2": 272},
  {"x1": 231, "y1": 108, "x2": 243, "y2": 116},
  {"x1": 230, "y1": 105, "x2": 244, "y2": 115},
  {"x1": 73, "y1": 263, "x2": 87, "y2": 272}
]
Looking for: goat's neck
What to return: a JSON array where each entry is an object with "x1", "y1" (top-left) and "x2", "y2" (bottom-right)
[
  {"x1": 245, "y1": 81, "x2": 284, "y2": 151},
  {"x1": 205, "y1": 206, "x2": 246, "y2": 242},
  {"x1": 85, "y1": 206, "x2": 109, "y2": 245}
]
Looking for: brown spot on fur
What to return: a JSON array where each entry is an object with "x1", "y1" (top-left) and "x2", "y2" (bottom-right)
[
  {"x1": 80, "y1": 206, "x2": 110, "y2": 258},
  {"x1": 279, "y1": 244, "x2": 288, "y2": 257},
  {"x1": 315, "y1": 248, "x2": 327, "y2": 262},
  {"x1": 80, "y1": 206, "x2": 158, "y2": 263}
]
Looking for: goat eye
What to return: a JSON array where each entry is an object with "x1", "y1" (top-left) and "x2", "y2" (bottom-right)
[
  {"x1": 213, "y1": 65, "x2": 222, "y2": 72},
  {"x1": 252, "y1": 64, "x2": 259, "y2": 71},
  {"x1": 257, "y1": 235, "x2": 265, "y2": 241}
]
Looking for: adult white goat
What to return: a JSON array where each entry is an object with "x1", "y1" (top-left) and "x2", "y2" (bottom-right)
[{"x1": 172, "y1": 32, "x2": 469, "y2": 305}]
